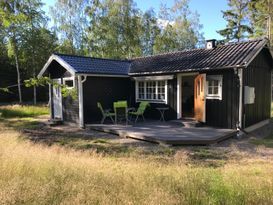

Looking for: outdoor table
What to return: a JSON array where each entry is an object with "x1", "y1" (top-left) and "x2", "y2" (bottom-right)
[{"x1": 156, "y1": 107, "x2": 169, "y2": 122}]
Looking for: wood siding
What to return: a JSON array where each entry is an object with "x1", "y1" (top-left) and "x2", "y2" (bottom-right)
[
  {"x1": 62, "y1": 78, "x2": 79, "y2": 123},
  {"x1": 203, "y1": 70, "x2": 239, "y2": 129},
  {"x1": 48, "y1": 62, "x2": 79, "y2": 123},
  {"x1": 243, "y1": 49, "x2": 272, "y2": 128},
  {"x1": 83, "y1": 77, "x2": 133, "y2": 123}
]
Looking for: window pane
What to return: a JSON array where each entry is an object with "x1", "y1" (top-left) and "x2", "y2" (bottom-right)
[
  {"x1": 214, "y1": 87, "x2": 218, "y2": 94},
  {"x1": 208, "y1": 87, "x2": 212, "y2": 94}
]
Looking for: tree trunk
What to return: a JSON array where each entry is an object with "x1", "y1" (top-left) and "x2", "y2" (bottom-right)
[
  {"x1": 33, "y1": 85, "x2": 37, "y2": 105},
  {"x1": 14, "y1": 52, "x2": 22, "y2": 104}
]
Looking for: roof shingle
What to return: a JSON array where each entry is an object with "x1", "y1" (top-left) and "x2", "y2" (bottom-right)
[
  {"x1": 129, "y1": 38, "x2": 268, "y2": 75},
  {"x1": 56, "y1": 54, "x2": 131, "y2": 76}
]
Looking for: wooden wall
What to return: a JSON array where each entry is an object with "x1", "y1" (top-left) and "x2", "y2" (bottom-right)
[
  {"x1": 83, "y1": 76, "x2": 133, "y2": 123},
  {"x1": 243, "y1": 48, "x2": 272, "y2": 128},
  {"x1": 203, "y1": 70, "x2": 239, "y2": 129}
]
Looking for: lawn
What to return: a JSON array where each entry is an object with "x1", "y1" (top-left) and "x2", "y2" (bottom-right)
[{"x1": 0, "y1": 105, "x2": 273, "y2": 204}]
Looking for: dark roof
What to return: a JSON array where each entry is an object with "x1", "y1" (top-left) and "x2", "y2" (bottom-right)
[
  {"x1": 40, "y1": 38, "x2": 271, "y2": 77},
  {"x1": 55, "y1": 53, "x2": 131, "y2": 76},
  {"x1": 129, "y1": 38, "x2": 269, "y2": 75}
]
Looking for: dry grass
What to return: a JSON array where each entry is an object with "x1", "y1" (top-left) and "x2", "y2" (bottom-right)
[
  {"x1": 0, "y1": 105, "x2": 273, "y2": 204},
  {"x1": 1, "y1": 123, "x2": 273, "y2": 204}
]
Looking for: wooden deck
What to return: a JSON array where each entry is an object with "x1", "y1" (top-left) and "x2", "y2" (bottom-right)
[{"x1": 87, "y1": 121, "x2": 237, "y2": 145}]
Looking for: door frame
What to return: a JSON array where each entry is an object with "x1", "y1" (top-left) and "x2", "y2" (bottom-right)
[
  {"x1": 52, "y1": 78, "x2": 63, "y2": 120},
  {"x1": 177, "y1": 72, "x2": 199, "y2": 119}
]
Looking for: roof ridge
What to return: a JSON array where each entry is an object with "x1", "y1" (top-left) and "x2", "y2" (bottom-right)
[{"x1": 53, "y1": 53, "x2": 131, "y2": 63}]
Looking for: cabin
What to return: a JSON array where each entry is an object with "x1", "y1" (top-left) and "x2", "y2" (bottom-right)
[{"x1": 38, "y1": 38, "x2": 273, "y2": 130}]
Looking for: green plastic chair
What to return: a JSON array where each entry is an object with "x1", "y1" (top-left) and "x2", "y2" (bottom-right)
[
  {"x1": 114, "y1": 101, "x2": 128, "y2": 125},
  {"x1": 129, "y1": 101, "x2": 150, "y2": 123},
  {"x1": 97, "y1": 102, "x2": 115, "y2": 124}
]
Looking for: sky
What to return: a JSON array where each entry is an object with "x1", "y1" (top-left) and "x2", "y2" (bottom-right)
[{"x1": 42, "y1": 0, "x2": 228, "y2": 40}]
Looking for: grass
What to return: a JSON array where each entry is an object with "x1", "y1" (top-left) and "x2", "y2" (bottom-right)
[
  {"x1": 0, "y1": 105, "x2": 273, "y2": 204},
  {"x1": 0, "y1": 104, "x2": 49, "y2": 118},
  {"x1": 250, "y1": 135, "x2": 273, "y2": 148}
]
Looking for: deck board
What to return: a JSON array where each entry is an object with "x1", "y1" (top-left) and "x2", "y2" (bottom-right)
[{"x1": 87, "y1": 122, "x2": 237, "y2": 145}]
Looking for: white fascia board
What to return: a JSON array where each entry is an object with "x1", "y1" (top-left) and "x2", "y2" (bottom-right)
[
  {"x1": 38, "y1": 54, "x2": 76, "y2": 78},
  {"x1": 133, "y1": 75, "x2": 174, "y2": 81},
  {"x1": 76, "y1": 74, "x2": 129, "y2": 78}
]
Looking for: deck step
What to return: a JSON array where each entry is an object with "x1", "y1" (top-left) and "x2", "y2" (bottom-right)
[{"x1": 170, "y1": 119, "x2": 202, "y2": 128}]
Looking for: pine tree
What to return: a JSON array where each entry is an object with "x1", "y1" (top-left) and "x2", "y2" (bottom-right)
[
  {"x1": 217, "y1": 0, "x2": 253, "y2": 42},
  {"x1": 248, "y1": 0, "x2": 273, "y2": 45}
]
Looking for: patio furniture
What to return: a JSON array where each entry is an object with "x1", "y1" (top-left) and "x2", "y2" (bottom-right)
[
  {"x1": 156, "y1": 107, "x2": 169, "y2": 122},
  {"x1": 97, "y1": 102, "x2": 115, "y2": 124},
  {"x1": 114, "y1": 101, "x2": 129, "y2": 125},
  {"x1": 129, "y1": 101, "x2": 150, "y2": 123}
]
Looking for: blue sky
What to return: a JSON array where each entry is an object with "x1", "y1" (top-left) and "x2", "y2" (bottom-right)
[{"x1": 42, "y1": 0, "x2": 228, "y2": 40}]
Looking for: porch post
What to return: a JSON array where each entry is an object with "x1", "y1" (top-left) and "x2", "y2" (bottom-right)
[
  {"x1": 177, "y1": 75, "x2": 182, "y2": 119},
  {"x1": 238, "y1": 68, "x2": 243, "y2": 129},
  {"x1": 78, "y1": 75, "x2": 84, "y2": 128},
  {"x1": 78, "y1": 75, "x2": 87, "y2": 128}
]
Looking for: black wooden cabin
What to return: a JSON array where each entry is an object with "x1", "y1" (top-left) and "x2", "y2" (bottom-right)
[{"x1": 39, "y1": 38, "x2": 273, "y2": 129}]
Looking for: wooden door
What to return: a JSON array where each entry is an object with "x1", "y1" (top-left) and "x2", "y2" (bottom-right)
[{"x1": 194, "y1": 74, "x2": 206, "y2": 122}]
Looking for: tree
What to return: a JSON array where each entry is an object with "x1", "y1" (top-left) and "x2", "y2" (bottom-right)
[
  {"x1": 86, "y1": 0, "x2": 143, "y2": 59},
  {"x1": 248, "y1": 0, "x2": 273, "y2": 45},
  {"x1": 140, "y1": 9, "x2": 160, "y2": 56},
  {"x1": 0, "y1": 0, "x2": 28, "y2": 103},
  {"x1": 50, "y1": 0, "x2": 89, "y2": 55},
  {"x1": 217, "y1": 0, "x2": 253, "y2": 42},
  {"x1": 21, "y1": 0, "x2": 56, "y2": 104},
  {"x1": 153, "y1": 0, "x2": 204, "y2": 53}
]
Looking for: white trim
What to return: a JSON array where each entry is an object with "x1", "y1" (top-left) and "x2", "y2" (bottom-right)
[
  {"x1": 78, "y1": 74, "x2": 129, "y2": 78},
  {"x1": 206, "y1": 75, "x2": 223, "y2": 100},
  {"x1": 38, "y1": 54, "x2": 76, "y2": 77},
  {"x1": 135, "y1": 80, "x2": 168, "y2": 104},
  {"x1": 78, "y1": 75, "x2": 87, "y2": 128},
  {"x1": 133, "y1": 75, "x2": 174, "y2": 81},
  {"x1": 49, "y1": 83, "x2": 53, "y2": 120},
  {"x1": 238, "y1": 68, "x2": 243, "y2": 128},
  {"x1": 177, "y1": 72, "x2": 199, "y2": 119},
  {"x1": 63, "y1": 76, "x2": 75, "y2": 89}
]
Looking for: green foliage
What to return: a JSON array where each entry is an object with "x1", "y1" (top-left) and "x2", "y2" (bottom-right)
[
  {"x1": 248, "y1": 0, "x2": 273, "y2": 45},
  {"x1": 153, "y1": 0, "x2": 204, "y2": 53},
  {"x1": 0, "y1": 87, "x2": 10, "y2": 93},
  {"x1": 217, "y1": 0, "x2": 253, "y2": 42},
  {"x1": 24, "y1": 77, "x2": 78, "y2": 100}
]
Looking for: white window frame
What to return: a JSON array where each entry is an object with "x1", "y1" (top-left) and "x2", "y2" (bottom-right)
[
  {"x1": 206, "y1": 75, "x2": 222, "y2": 100},
  {"x1": 63, "y1": 77, "x2": 75, "y2": 89},
  {"x1": 135, "y1": 80, "x2": 168, "y2": 104}
]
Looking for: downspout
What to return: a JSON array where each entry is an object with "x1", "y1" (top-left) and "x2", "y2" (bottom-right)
[
  {"x1": 237, "y1": 67, "x2": 247, "y2": 138},
  {"x1": 78, "y1": 75, "x2": 87, "y2": 128}
]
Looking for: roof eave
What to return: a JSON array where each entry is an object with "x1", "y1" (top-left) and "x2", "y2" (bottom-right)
[
  {"x1": 128, "y1": 65, "x2": 244, "y2": 76},
  {"x1": 38, "y1": 54, "x2": 76, "y2": 78}
]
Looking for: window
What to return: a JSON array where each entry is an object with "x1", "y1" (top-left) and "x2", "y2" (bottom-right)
[
  {"x1": 206, "y1": 75, "x2": 222, "y2": 100},
  {"x1": 63, "y1": 78, "x2": 75, "y2": 89},
  {"x1": 136, "y1": 80, "x2": 167, "y2": 103}
]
